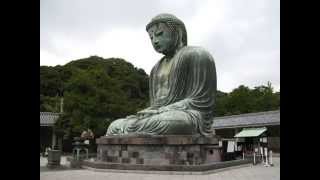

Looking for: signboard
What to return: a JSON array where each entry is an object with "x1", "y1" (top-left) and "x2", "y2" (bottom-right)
[
  {"x1": 262, "y1": 137, "x2": 268, "y2": 143},
  {"x1": 84, "y1": 140, "x2": 90, "y2": 145},
  {"x1": 227, "y1": 141, "x2": 235, "y2": 152}
]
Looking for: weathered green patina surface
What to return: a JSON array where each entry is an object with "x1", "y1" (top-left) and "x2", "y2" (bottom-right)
[{"x1": 106, "y1": 13, "x2": 217, "y2": 136}]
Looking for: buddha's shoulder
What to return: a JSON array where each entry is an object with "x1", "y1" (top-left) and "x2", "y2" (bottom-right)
[{"x1": 178, "y1": 46, "x2": 214, "y2": 60}]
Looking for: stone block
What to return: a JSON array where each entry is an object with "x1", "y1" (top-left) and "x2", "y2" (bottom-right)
[
  {"x1": 135, "y1": 158, "x2": 144, "y2": 164},
  {"x1": 121, "y1": 157, "x2": 130, "y2": 163},
  {"x1": 107, "y1": 149, "x2": 119, "y2": 157},
  {"x1": 121, "y1": 145, "x2": 127, "y2": 151},
  {"x1": 164, "y1": 152, "x2": 172, "y2": 159},
  {"x1": 132, "y1": 151, "x2": 139, "y2": 158},
  {"x1": 179, "y1": 151, "x2": 187, "y2": 159},
  {"x1": 187, "y1": 152, "x2": 194, "y2": 159},
  {"x1": 121, "y1": 151, "x2": 129, "y2": 158},
  {"x1": 106, "y1": 156, "x2": 119, "y2": 163}
]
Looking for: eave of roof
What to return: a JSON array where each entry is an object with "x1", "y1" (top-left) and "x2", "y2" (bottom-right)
[
  {"x1": 40, "y1": 112, "x2": 60, "y2": 126},
  {"x1": 234, "y1": 127, "x2": 267, "y2": 137},
  {"x1": 212, "y1": 110, "x2": 280, "y2": 129},
  {"x1": 214, "y1": 122, "x2": 280, "y2": 129}
]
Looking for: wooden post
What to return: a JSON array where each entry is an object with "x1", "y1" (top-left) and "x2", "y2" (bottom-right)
[
  {"x1": 86, "y1": 148, "x2": 89, "y2": 159},
  {"x1": 58, "y1": 97, "x2": 63, "y2": 151},
  {"x1": 270, "y1": 150, "x2": 273, "y2": 166},
  {"x1": 60, "y1": 97, "x2": 64, "y2": 113},
  {"x1": 76, "y1": 149, "x2": 80, "y2": 160},
  {"x1": 262, "y1": 147, "x2": 271, "y2": 167},
  {"x1": 52, "y1": 128, "x2": 56, "y2": 149},
  {"x1": 58, "y1": 138, "x2": 62, "y2": 151},
  {"x1": 260, "y1": 147, "x2": 264, "y2": 163},
  {"x1": 264, "y1": 147, "x2": 269, "y2": 166}
]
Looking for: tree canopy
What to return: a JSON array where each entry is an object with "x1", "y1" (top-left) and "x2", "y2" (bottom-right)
[
  {"x1": 214, "y1": 82, "x2": 280, "y2": 116},
  {"x1": 40, "y1": 56, "x2": 149, "y2": 138}
]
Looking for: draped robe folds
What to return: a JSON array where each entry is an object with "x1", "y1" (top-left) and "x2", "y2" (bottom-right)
[{"x1": 106, "y1": 46, "x2": 216, "y2": 136}]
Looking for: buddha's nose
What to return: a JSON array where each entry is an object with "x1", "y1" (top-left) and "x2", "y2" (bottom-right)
[{"x1": 153, "y1": 39, "x2": 159, "y2": 45}]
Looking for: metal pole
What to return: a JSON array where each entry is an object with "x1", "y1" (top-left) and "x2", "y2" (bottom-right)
[{"x1": 253, "y1": 152, "x2": 256, "y2": 165}]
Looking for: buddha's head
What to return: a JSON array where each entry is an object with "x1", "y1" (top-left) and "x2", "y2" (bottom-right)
[{"x1": 146, "y1": 13, "x2": 187, "y2": 56}]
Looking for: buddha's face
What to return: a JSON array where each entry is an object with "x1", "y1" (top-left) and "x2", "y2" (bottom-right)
[{"x1": 147, "y1": 23, "x2": 175, "y2": 55}]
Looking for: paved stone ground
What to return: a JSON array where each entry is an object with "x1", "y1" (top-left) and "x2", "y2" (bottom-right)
[
  {"x1": 41, "y1": 156, "x2": 70, "y2": 167},
  {"x1": 40, "y1": 156, "x2": 280, "y2": 180},
  {"x1": 40, "y1": 156, "x2": 72, "y2": 172}
]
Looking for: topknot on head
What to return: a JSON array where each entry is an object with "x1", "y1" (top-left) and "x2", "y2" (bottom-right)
[{"x1": 146, "y1": 13, "x2": 184, "y2": 31}]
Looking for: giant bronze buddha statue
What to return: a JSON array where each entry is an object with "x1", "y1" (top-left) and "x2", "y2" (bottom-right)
[{"x1": 106, "y1": 13, "x2": 217, "y2": 136}]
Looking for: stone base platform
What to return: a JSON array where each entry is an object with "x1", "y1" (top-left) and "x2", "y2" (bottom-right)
[
  {"x1": 83, "y1": 135, "x2": 230, "y2": 171},
  {"x1": 83, "y1": 159, "x2": 252, "y2": 172}
]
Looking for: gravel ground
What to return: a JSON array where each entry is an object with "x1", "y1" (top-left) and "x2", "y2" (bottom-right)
[{"x1": 40, "y1": 156, "x2": 280, "y2": 180}]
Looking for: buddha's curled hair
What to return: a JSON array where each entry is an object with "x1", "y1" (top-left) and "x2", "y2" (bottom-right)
[{"x1": 146, "y1": 13, "x2": 188, "y2": 47}]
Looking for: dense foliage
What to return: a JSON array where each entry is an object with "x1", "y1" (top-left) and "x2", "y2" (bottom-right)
[
  {"x1": 40, "y1": 56, "x2": 149, "y2": 139},
  {"x1": 40, "y1": 56, "x2": 280, "y2": 140},
  {"x1": 214, "y1": 82, "x2": 280, "y2": 116}
]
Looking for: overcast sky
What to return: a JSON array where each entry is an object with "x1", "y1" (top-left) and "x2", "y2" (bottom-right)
[{"x1": 40, "y1": 0, "x2": 280, "y2": 93}]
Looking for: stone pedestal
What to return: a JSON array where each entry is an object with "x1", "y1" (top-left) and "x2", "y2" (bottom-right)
[
  {"x1": 47, "y1": 150, "x2": 61, "y2": 168},
  {"x1": 95, "y1": 135, "x2": 222, "y2": 166}
]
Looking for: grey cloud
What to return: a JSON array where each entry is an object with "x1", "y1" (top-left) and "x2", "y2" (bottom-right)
[
  {"x1": 192, "y1": 0, "x2": 279, "y2": 91},
  {"x1": 41, "y1": 0, "x2": 279, "y2": 92},
  {"x1": 40, "y1": 0, "x2": 197, "y2": 50},
  {"x1": 40, "y1": 0, "x2": 200, "y2": 59}
]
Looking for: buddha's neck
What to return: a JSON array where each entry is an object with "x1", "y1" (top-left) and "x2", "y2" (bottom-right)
[{"x1": 164, "y1": 44, "x2": 184, "y2": 60}]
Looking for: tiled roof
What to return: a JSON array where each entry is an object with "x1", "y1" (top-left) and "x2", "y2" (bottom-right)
[
  {"x1": 40, "y1": 112, "x2": 60, "y2": 126},
  {"x1": 212, "y1": 110, "x2": 280, "y2": 129}
]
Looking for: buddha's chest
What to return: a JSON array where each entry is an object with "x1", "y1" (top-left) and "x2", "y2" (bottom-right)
[
  {"x1": 156, "y1": 58, "x2": 174, "y2": 83},
  {"x1": 155, "y1": 57, "x2": 174, "y2": 98}
]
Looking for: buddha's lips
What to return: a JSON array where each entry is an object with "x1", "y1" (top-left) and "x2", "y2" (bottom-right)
[
  {"x1": 153, "y1": 44, "x2": 161, "y2": 49},
  {"x1": 155, "y1": 46, "x2": 161, "y2": 50}
]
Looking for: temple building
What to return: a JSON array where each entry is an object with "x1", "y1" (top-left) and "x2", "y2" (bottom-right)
[
  {"x1": 40, "y1": 112, "x2": 62, "y2": 153},
  {"x1": 212, "y1": 110, "x2": 280, "y2": 154}
]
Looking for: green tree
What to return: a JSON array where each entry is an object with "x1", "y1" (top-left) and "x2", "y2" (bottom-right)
[
  {"x1": 214, "y1": 90, "x2": 229, "y2": 116},
  {"x1": 214, "y1": 82, "x2": 280, "y2": 116},
  {"x1": 40, "y1": 56, "x2": 150, "y2": 144}
]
